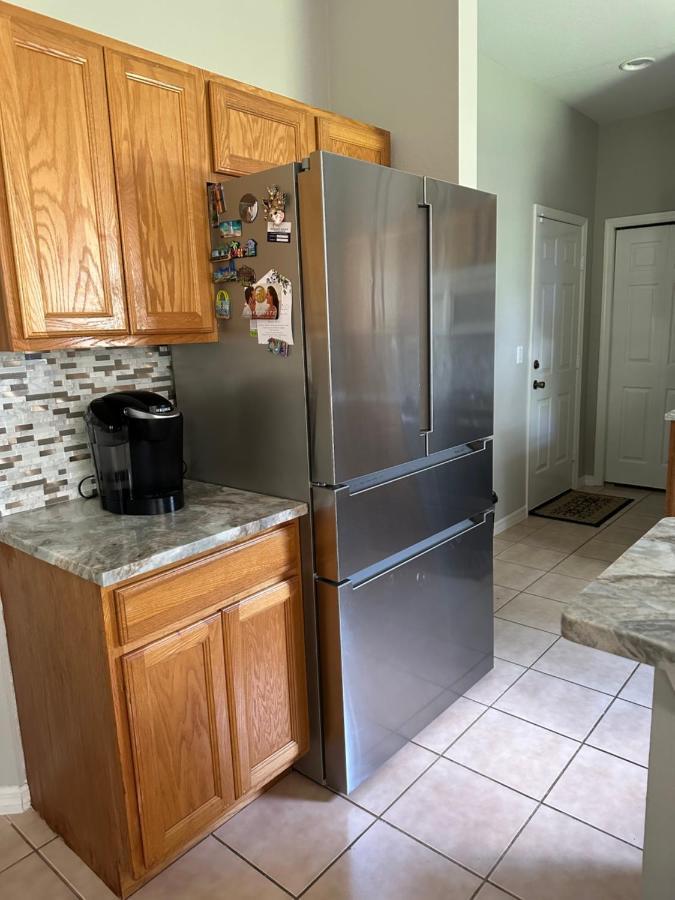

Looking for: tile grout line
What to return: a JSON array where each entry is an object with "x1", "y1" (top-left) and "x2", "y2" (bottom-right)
[{"x1": 211, "y1": 832, "x2": 298, "y2": 897}]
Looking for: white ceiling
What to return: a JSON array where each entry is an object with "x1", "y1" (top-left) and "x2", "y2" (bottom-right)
[{"x1": 478, "y1": 0, "x2": 675, "y2": 123}]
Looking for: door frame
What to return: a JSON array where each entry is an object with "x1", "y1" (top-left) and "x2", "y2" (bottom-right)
[
  {"x1": 526, "y1": 204, "x2": 588, "y2": 512},
  {"x1": 592, "y1": 210, "x2": 675, "y2": 485}
]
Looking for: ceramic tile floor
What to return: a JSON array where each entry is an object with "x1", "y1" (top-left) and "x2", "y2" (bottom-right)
[{"x1": 0, "y1": 485, "x2": 662, "y2": 899}]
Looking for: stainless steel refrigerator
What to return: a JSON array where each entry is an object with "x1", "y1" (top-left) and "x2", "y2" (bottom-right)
[{"x1": 172, "y1": 151, "x2": 496, "y2": 793}]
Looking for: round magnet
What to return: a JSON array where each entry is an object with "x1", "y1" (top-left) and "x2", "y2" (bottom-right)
[{"x1": 239, "y1": 193, "x2": 258, "y2": 223}]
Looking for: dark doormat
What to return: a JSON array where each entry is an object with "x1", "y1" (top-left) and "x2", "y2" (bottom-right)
[{"x1": 530, "y1": 489, "x2": 633, "y2": 527}]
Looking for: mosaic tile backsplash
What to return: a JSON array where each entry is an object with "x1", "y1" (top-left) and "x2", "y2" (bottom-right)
[{"x1": 0, "y1": 347, "x2": 174, "y2": 517}]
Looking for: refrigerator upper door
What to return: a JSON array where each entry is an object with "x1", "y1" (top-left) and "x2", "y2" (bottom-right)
[
  {"x1": 423, "y1": 178, "x2": 496, "y2": 455},
  {"x1": 299, "y1": 152, "x2": 427, "y2": 485}
]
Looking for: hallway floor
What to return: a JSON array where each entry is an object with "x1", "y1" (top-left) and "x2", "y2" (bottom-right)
[{"x1": 0, "y1": 486, "x2": 662, "y2": 899}]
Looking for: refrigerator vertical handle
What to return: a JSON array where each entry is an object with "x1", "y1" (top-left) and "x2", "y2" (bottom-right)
[{"x1": 419, "y1": 177, "x2": 434, "y2": 438}]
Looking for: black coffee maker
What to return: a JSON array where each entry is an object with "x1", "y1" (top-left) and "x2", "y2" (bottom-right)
[{"x1": 85, "y1": 390, "x2": 184, "y2": 515}]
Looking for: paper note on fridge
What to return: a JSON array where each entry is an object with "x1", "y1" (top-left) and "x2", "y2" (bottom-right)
[{"x1": 255, "y1": 269, "x2": 294, "y2": 346}]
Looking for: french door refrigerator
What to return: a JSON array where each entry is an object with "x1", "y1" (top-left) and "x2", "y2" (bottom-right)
[{"x1": 172, "y1": 151, "x2": 496, "y2": 794}]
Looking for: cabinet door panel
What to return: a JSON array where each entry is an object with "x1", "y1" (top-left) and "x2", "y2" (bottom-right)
[
  {"x1": 0, "y1": 18, "x2": 127, "y2": 337},
  {"x1": 123, "y1": 615, "x2": 236, "y2": 868},
  {"x1": 223, "y1": 579, "x2": 308, "y2": 794},
  {"x1": 316, "y1": 116, "x2": 390, "y2": 166},
  {"x1": 105, "y1": 51, "x2": 213, "y2": 335},
  {"x1": 209, "y1": 82, "x2": 315, "y2": 175}
]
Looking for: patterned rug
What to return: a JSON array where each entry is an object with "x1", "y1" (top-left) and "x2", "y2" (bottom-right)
[{"x1": 530, "y1": 489, "x2": 633, "y2": 527}]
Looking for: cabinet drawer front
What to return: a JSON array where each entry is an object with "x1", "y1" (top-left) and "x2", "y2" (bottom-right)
[{"x1": 115, "y1": 525, "x2": 299, "y2": 644}]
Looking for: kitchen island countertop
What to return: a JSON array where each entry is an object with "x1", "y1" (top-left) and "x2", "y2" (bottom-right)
[
  {"x1": 561, "y1": 517, "x2": 675, "y2": 665},
  {"x1": 0, "y1": 480, "x2": 307, "y2": 587}
]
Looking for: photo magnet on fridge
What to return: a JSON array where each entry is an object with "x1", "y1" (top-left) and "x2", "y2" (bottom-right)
[{"x1": 218, "y1": 219, "x2": 242, "y2": 238}]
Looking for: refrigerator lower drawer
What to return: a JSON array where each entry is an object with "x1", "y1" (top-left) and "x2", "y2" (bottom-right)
[
  {"x1": 313, "y1": 440, "x2": 492, "y2": 581},
  {"x1": 318, "y1": 513, "x2": 494, "y2": 794}
]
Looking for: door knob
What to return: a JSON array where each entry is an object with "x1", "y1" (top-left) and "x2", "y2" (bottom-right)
[
  {"x1": 533, "y1": 359, "x2": 540, "y2": 370},
  {"x1": 533, "y1": 380, "x2": 546, "y2": 389}
]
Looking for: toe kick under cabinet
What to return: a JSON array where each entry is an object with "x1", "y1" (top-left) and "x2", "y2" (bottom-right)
[{"x1": 0, "y1": 520, "x2": 309, "y2": 897}]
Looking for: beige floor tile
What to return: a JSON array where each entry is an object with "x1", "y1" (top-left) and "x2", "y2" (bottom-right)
[
  {"x1": 41, "y1": 839, "x2": 117, "y2": 900},
  {"x1": 444, "y1": 708, "x2": 578, "y2": 799},
  {"x1": 135, "y1": 836, "x2": 286, "y2": 899},
  {"x1": 0, "y1": 818, "x2": 32, "y2": 874},
  {"x1": 413, "y1": 696, "x2": 486, "y2": 754},
  {"x1": 575, "y1": 539, "x2": 626, "y2": 562},
  {"x1": 596, "y1": 523, "x2": 645, "y2": 548},
  {"x1": 550, "y1": 554, "x2": 609, "y2": 580},
  {"x1": 493, "y1": 585, "x2": 518, "y2": 611},
  {"x1": 7, "y1": 808, "x2": 56, "y2": 848},
  {"x1": 214, "y1": 771, "x2": 373, "y2": 895},
  {"x1": 496, "y1": 593, "x2": 565, "y2": 635},
  {"x1": 496, "y1": 542, "x2": 567, "y2": 571},
  {"x1": 463, "y1": 658, "x2": 526, "y2": 705},
  {"x1": 0, "y1": 852, "x2": 74, "y2": 899},
  {"x1": 533, "y1": 639, "x2": 637, "y2": 694},
  {"x1": 497, "y1": 523, "x2": 538, "y2": 543},
  {"x1": 347, "y1": 742, "x2": 436, "y2": 815},
  {"x1": 493, "y1": 560, "x2": 546, "y2": 591},
  {"x1": 304, "y1": 820, "x2": 480, "y2": 899},
  {"x1": 493, "y1": 538, "x2": 513, "y2": 556},
  {"x1": 494, "y1": 619, "x2": 558, "y2": 666},
  {"x1": 617, "y1": 511, "x2": 662, "y2": 531},
  {"x1": 492, "y1": 805, "x2": 642, "y2": 900},
  {"x1": 475, "y1": 885, "x2": 514, "y2": 900},
  {"x1": 521, "y1": 526, "x2": 591, "y2": 553},
  {"x1": 587, "y1": 699, "x2": 651, "y2": 767},
  {"x1": 619, "y1": 664, "x2": 654, "y2": 708},
  {"x1": 526, "y1": 572, "x2": 589, "y2": 603},
  {"x1": 634, "y1": 493, "x2": 666, "y2": 515},
  {"x1": 383, "y1": 758, "x2": 536, "y2": 875},
  {"x1": 494, "y1": 670, "x2": 611, "y2": 740},
  {"x1": 546, "y1": 746, "x2": 647, "y2": 847}
]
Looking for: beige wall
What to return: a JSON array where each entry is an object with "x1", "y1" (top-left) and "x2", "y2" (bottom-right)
[
  {"x1": 478, "y1": 55, "x2": 598, "y2": 522},
  {"x1": 583, "y1": 106, "x2": 675, "y2": 476},
  {"x1": 325, "y1": 0, "x2": 474, "y2": 183},
  {"x1": 11, "y1": 0, "x2": 331, "y2": 107}
]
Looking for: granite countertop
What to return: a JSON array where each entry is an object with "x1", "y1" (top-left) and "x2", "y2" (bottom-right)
[
  {"x1": 665, "y1": 410, "x2": 675, "y2": 421},
  {"x1": 562, "y1": 518, "x2": 675, "y2": 666},
  {"x1": 0, "y1": 480, "x2": 307, "y2": 587}
]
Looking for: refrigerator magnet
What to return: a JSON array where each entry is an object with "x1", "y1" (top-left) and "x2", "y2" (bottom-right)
[
  {"x1": 214, "y1": 289, "x2": 231, "y2": 319},
  {"x1": 250, "y1": 284, "x2": 279, "y2": 320},
  {"x1": 267, "y1": 221, "x2": 292, "y2": 243},
  {"x1": 263, "y1": 185, "x2": 287, "y2": 224},
  {"x1": 207, "y1": 182, "x2": 227, "y2": 225},
  {"x1": 241, "y1": 286, "x2": 255, "y2": 318},
  {"x1": 218, "y1": 219, "x2": 242, "y2": 238},
  {"x1": 267, "y1": 338, "x2": 290, "y2": 357},
  {"x1": 212, "y1": 260, "x2": 237, "y2": 283},
  {"x1": 254, "y1": 269, "x2": 294, "y2": 346},
  {"x1": 239, "y1": 193, "x2": 259, "y2": 223},
  {"x1": 236, "y1": 264, "x2": 256, "y2": 287}
]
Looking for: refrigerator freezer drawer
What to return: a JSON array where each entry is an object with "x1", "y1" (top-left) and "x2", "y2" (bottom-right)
[
  {"x1": 313, "y1": 440, "x2": 492, "y2": 582},
  {"x1": 318, "y1": 513, "x2": 493, "y2": 794}
]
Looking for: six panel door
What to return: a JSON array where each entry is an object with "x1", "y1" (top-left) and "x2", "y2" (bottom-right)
[
  {"x1": 316, "y1": 116, "x2": 390, "y2": 166},
  {"x1": 122, "y1": 615, "x2": 236, "y2": 868},
  {"x1": 223, "y1": 578, "x2": 309, "y2": 794},
  {"x1": 105, "y1": 50, "x2": 214, "y2": 336},
  {"x1": 0, "y1": 17, "x2": 128, "y2": 338},
  {"x1": 209, "y1": 82, "x2": 315, "y2": 175}
]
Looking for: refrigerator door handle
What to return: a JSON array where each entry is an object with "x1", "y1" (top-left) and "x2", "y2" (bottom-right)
[
  {"x1": 351, "y1": 512, "x2": 488, "y2": 591},
  {"x1": 419, "y1": 177, "x2": 433, "y2": 439}
]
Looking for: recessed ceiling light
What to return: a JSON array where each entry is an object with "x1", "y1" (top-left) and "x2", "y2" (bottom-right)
[{"x1": 619, "y1": 56, "x2": 655, "y2": 72}]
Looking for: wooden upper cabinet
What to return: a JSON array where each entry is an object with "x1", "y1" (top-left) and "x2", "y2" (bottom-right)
[
  {"x1": 122, "y1": 615, "x2": 236, "y2": 869},
  {"x1": 223, "y1": 578, "x2": 308, "y2": 795},
  {"x1": 0, "y1": 17, "x2": 127, "y2": 339},
  {"x1": 209, "y1": 82, "x2": 315, "y2": 176},
  {"x1": 316, "y1": 116, "x2": 391, "y2": 166},
  {"x1": 105, "y1": 50, "x2": 214, "y2": 336}
]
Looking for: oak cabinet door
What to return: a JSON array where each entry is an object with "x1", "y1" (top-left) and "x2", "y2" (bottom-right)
[
  {"x1": 223, "y1": 578, "x2": 309, "y2": 794},
  {"x1": 122, "y1": 615, "x2": 236, "y2": 868},
  {"x1": 0, "y1": 17, "x2": 127, "y2": 338},
  {"x1": 105, "y1": 50, "x2": 214, "y2": 336},
  {"x1": 209, "y1": 82, "x2": 315, "y2": 176},
  {"x1": 316, "y1": 116, "x2": 391, "y2": 166}
]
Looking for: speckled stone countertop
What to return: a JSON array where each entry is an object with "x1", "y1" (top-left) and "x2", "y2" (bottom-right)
[
  {"x1": 562, "y1": 518, "x2": 675, "y2": 665},
  {"x1": 665, "y1": 410, "x2": 675, "y2": 421},
  {"x1": 0, "y1": 480, "x2": 307, "y2": 587}
]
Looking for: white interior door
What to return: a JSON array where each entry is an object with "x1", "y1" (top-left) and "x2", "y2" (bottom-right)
[
  {"x1": 528, "y1": 216, "x2": 583, "y2": 509},
  {"x1": 605, "y1": 224, "x2": 675, "y2": 488}
]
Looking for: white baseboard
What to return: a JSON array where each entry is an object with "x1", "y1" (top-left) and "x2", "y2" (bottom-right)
[
  {"x1": 578, "y1": 474, "x2": 603, "y2": 488},
  {"x1": 0, "y1": 783, "x2": 30, "y2": 815},
  {"x1": 494, "y1": 505, "x2": 528, "y2": 535}
]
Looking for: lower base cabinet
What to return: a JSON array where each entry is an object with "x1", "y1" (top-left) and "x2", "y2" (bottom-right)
[{"x1": 0, "y1": 521, "x2": 308, "y2": 898}]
